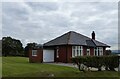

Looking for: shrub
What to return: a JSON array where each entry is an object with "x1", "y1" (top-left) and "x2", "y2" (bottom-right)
[
  {"x1": 71, "y1": 55, "x2": 119, "y2": 71},
  {"x1": 104, "y1": 55, "x2": 119, "y2": 71}
]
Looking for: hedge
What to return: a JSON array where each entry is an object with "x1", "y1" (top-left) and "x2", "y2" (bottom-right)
[{"x1": 71, "y1": 55, "x2": 119, "y2": 71}]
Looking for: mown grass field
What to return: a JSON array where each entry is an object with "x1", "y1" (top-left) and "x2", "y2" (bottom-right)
[{"x1": 2, "y1": 57, "x2": 120, "y2": 78}]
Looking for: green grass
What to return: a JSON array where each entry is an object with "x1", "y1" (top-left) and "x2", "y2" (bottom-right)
[
  {"x1": 0, "y1": 57, "x2": 2, "y2": 77},
  {"x1": 2, "y1": 57, "x2": 120, "y2": 78}
]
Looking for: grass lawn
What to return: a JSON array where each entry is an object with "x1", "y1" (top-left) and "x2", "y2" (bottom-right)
[{"x1": 2, "y1": 57, "x2": 120, "y2": 78}]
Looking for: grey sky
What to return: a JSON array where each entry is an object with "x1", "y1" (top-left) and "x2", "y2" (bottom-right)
[{"x1": 2, "y1": 2, "x2": 118, "y2": 50}]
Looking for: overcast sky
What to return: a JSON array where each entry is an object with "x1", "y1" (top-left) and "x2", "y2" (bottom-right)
[{"x1": 2, "y1": 1, "x2": 118, "y2": 50}]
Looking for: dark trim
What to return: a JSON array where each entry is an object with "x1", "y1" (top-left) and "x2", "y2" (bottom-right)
[
  {"x1": 44, "y1": 44, "x2": 110, "y2": 48},
  {"x1": 97, "y1": 45, "x2": 110, "y2": 47}
]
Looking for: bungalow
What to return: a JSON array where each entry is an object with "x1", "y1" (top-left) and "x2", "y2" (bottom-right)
[{"x1": 29, "y1": 31, "x2": 110, "y2": 63}]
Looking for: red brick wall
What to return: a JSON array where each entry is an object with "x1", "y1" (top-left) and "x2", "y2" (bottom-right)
[
  {"x1": 83, "y1": 47, "x2": 94, "y2": 56},
  {"x1": 63, "y1": 46, "x2": 95, "y2": 62},
  {"x1": 67, "y1": 45, "x2": 72, "y2": 63},
  {"x1": 103, "y1": 47, "x2": 106, "y2": 55},
  {"x1": 54, "y1": 45, "x2": 72, "y2": 63},
  {"x1": 90, "y1": 48, "x2": 94, "y2": 56},
  {"x1": 58, "y1": 45, "x2": 67, "y2": 63},
  {"x1": 83, "y1": 46, "x2": 87, "y2": 56},
  {"x1": 29, "y1": 48, "x2": 43, "y2": 63},
  {"x1": 29, "y1": 46, "x2": 107, "y2": 63}
]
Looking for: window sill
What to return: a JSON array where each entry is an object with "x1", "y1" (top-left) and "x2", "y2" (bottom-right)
[{"x1": 32, "y1": 55, "x2": 37, "y2": 56}]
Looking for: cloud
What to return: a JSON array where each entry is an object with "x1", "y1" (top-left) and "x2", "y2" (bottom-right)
[
  {"x1": 2, "y1": 2, "x2": 118, "y2": 50},
  {"x1": 26, "y1": 2, "x2": 59, "y2": 12}
]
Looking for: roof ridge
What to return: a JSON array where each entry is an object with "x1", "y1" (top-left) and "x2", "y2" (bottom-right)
[
  {"x1": 67, "y1": 31, "x2": 71, "y2": 44},
  {"x1": 91, "y1": 39, "x2": 97, "y2": 47}
]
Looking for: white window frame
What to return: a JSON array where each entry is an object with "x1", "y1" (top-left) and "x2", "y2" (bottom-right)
[
  {"x1": 56, "y1": 48, "x2": 59, "y2": 58},
  {"x1": 32, "y1": 50, "x2": 37, "y2": 56},
  {"x1": 94, "y1": 47, "x2": 103, "y2": 56},
  {"x1": 72, "y1": 46, "x2": 76, "y2": 57},
  {"x1": 94, "y1": 48, "x2": 97, "y2": 56},
  {"x1": 99, "y1": 47, "x2": 103, "y2": 56},
  {"x1": 72, "y1": 46, "x2": 83, "y2": 57},
  {"x1": 87, "y1": 48, "x2": 90, "y2": 56}
]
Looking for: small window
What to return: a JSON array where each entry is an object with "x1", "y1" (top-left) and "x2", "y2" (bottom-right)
[
  {"x1": 87, "y1": 49, "x2": 90, "y2": 56},
  {"x1": 56, "y1": 49, "x2": 59, "y2": 58},
  {"x1": 32, "y1": 50, "x2": 37, "y2": 56}
]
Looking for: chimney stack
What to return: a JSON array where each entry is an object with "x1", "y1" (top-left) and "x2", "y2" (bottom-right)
[{"x1": 92, "y1": 31, "x2": 95, "y2": 40}]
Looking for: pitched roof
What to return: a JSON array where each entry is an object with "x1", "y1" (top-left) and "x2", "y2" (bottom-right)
[{"x1": 43, "y1": 31, "x2": 110, "y2": 47}]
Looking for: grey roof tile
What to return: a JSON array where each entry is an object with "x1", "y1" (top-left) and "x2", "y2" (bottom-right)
[
  {"x1": 86, "y1": 40, "x2": 96, "y2": 47},
  {"x1": 43, "y1": 31, "x2": 110, "y2": 47},
  {"x1": 92, "y1": 39, "x2": 110, "y2": 47}
]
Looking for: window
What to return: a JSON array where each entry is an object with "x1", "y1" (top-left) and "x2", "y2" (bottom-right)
[
  {"x1": 94, "y1": 48, "x2": 97, "y2": 56},
  {"x1": 32, "y1": 50, "x2": 37, "y2": 56},
  {"x1": 99, "y1": 47, "x2": 103, "y2": 56},
  {"x1": 98, "y1": 48, "x2": 100, "y2": 56},
  {"x1": 94, "y1": 47, "x2": 103, "y2": 56},
  {"x1": 87, "y1": 48, "x2": 90, "y2": 56},
  {"x1": 72, "y1": 46, "x2": 83, "y2": 57},
  {"x1": 72, "y1": 46, "x2": 76, "y2": 57},
  {"x1": 56, "y1": 48, "x2": 59, "y2": 58}
]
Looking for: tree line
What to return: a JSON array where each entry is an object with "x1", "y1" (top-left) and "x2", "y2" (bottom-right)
[{"x1": 2, "y1": 36, "x2": 39, "y2": 57}]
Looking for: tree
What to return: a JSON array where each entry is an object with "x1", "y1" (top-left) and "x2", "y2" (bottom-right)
[
  {"x1": 2, "y1": 37, "x2": 24, "y2": 56},
  {"x1": 24, "y1": 43, "x2": 37, "y2": 57}
]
